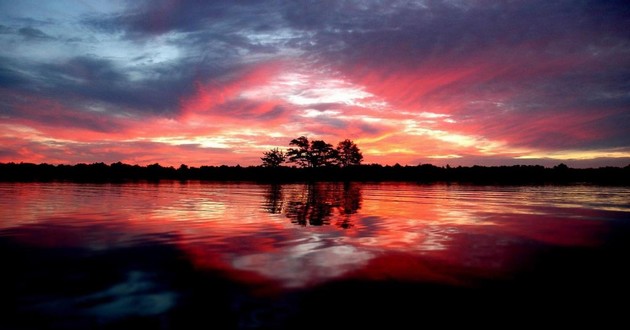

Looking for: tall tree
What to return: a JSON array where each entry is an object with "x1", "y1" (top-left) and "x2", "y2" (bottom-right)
[
  {"x1": 287, "y1": 136, "x2": 338, "y2": 168},
  {"x1": 309, "y1": 140, "x2": 337, "y2": 167},
  {"x1": 261, "y1": 148, "x2": 286, "y2": 167},
  {"x1": 287, "y1": 136, "x2": 311, "y2": 167},
  {"x1": 336, "y1": 139, "x2": 363, "y2": 167}
]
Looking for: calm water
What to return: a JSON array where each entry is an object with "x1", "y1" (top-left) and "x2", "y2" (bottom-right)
[{"x1": 1, "y1": 182, "x2": 629, "y2": 329}]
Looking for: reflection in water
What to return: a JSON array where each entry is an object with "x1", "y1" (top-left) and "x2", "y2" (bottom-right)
[
  {"x1": 263, "y1": 184, "x2": 284, "y2": 214},
  {"x1": 265, "y1": 183, "x2": 362, "y2": 228},
  {"x1": 1, "y1": 182, "x2": 629, "y2": 328}
]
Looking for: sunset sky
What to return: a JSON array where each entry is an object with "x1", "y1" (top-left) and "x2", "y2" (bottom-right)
[{"x1": 1, "y1": 0, "x2": 628, "y2": 167}]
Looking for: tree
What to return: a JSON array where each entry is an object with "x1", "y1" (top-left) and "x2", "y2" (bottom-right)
[
  {"x1": 261, "y1": 148, "x2": 286, "y2": 167},
  {"x1": 287, "y1": 136, "x2": 311, "y2": 167},
  {"x1": 287, "y1": 136, "x2": 338, "y2": 168},
  {"x1": 309, "y1": 140, "x2": 337, "y2": 167},
  {"x1": 336, "y1": 139, "x2": 363, "y2": 167}
]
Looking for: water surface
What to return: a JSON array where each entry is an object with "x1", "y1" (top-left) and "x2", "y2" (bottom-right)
[{"x1": 1, "y1": 182, "x2": 629, "y2": 328}]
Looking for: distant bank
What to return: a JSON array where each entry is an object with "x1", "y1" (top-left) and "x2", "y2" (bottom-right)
[{"x1": 1, "y1": 162, "x2": 629, "y2": 185}]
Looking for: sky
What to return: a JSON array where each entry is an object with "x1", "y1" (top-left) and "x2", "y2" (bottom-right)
[{"x1": 0, "y1": 0, "x2": 629, "y2": 168}]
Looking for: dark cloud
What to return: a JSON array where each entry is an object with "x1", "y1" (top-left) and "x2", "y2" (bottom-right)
[
  {"x1": 211, "y1": 99, "x2": 289, "y2": 121},
  {"x1": 357, "y1": 123, "x2": 383, "y2": 135},
  {"x1": 90, "y1": 0, "x2": 286, "y2": 40},
  {"x1": 18, "y1": 26, "x2": 53, "y2": 39},
  {"x1": 0, "y1": 55, "x2": 200, "y2": 116},
  {"x1": 0, "y1": 24, "x2": 12, "y2": 34},
  {"x1": 4, "y1": 2, "x2": 291, "y2": 119},
  {"x1": 97, "y1": 1, "x2": 231, "y2": 36},
  {"x1": 0, "y1": 60, "x2": 28, "y2": 87},
  {"x1": 57, "y1": 57, "x2": 126, "y2": 82},
  {"x1": 577, "y1": 112, "x2": 630, "y2": 149},
  {"x1": 289, "y1": 0, "x2": 630, "y2": 66},
  {"x1": 87, "y1": 0, "x2": 296, "y2": 72},
  {"x1": 85, "y1": 0, "x2": 626, "y2": 114},
  {"x1": 10, "y1": 1, "x2": 630, "y2": 116},
  {"x1": 0, "y1": 147, "x2": 20, "y2": 159},
  {"x1": 302, "y1": 116, "x2": 349, "y2": 136},
  {"x1": 0, "y1": 92, "x2": 127, "y2": 133},
  {"x1": 260, "y1": 105, "x2": 288, "y2": 120}
]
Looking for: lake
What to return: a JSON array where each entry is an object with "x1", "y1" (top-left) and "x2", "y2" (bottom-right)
[{"x1": 1, "y1": 182, "x2": 629, "y2": 329}]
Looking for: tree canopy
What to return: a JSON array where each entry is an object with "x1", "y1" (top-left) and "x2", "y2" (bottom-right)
[
  {"x1": 261, "y1": 148, "x2": 286, "y2": 167},
  {"x1": 286, "y1": 136, "x2": 311, "y2": 167},
  {"x1": 336, "y1": 139, "x2": 363, "y2": 167},
  {"x1": 275, "y1": 136, "x2": 362, "y2": 168}
]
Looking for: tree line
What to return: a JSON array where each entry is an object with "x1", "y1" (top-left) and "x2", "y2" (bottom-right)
[
  {"x1": 261, "y1": 136, "x2": 363, "y2": 168},
  {"x1": 1, "y1": 161, "x2": 629, "y2": 184}
]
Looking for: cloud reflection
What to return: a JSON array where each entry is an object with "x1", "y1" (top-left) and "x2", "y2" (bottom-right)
[{"x1": 232, "y1": 235, "x2": 373, "y2": 288}]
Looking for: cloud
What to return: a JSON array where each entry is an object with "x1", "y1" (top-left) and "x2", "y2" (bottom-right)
[
  {"x1": 0, "y1": 61, "x2": 28, "y2": 87},
  {"x1": 92, "y1": 1, "x2": 286, "y2": 36},
  {"x1": 295, "y1": 0, "x2": 629, "y2": 66},
  {"x1": 18, "y1": 26, "x2": 54, "y2": 40},
  {"x1": 0, "y1": 54, "x2": 200, "y2": 117},
  {"x1": 0, "y1": 24, "x2": 11, "y2": 34},
  {"x1": 1, "y1": 91, "x2": 129, "y2": 135},
  {"x1": 212, "y1": 100, "x2": 289, "y2": 121},
  {"x1": 288, "y1": 0, "x2": 630, "y2": 158},
  {"x1": 0, "y1": 133, "x2": 243, "y2": 166}
]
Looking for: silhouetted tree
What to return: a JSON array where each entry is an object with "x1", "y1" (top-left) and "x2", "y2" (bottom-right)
[
  {"x1": 554, "y1": 163, "x2": 569, "y2": 170},
  {"x1": 287, "y1": 136, "x2": 311, "y2": 167},
  {"x1": 287, "y1": 136, "x2": 338, "y2": 168},
  {"x1": 336, "y1": 139, "x2": 363, "y2": 167},
  {"x1": 309, "y1": 140, "x2": 337, "y2": 167},
  {"x1": 261, "y1": 148, "x2": 286, "y2": 167}
]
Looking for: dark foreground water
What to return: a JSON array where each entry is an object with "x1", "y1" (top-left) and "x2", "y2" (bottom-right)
[{"x1": 1, "y1": 182, "x2": 629, "y2": 329}]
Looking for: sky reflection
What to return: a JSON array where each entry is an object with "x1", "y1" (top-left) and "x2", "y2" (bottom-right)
[{"x1": 1, "y1": 182, "x2": 628, "y2": 289}]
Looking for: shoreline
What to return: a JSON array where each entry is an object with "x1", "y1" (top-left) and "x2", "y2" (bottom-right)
[{"x1": 1, "y1": 162, "x2": 629, "y2": 185}]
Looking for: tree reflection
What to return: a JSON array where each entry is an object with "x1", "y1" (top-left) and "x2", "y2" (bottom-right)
[
  {"x1": 263, "y1": 183, "x2": 362, "y2": 228},
  {"x1": 263, "y1": 184, "x2": 284, "y2": 214}
]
